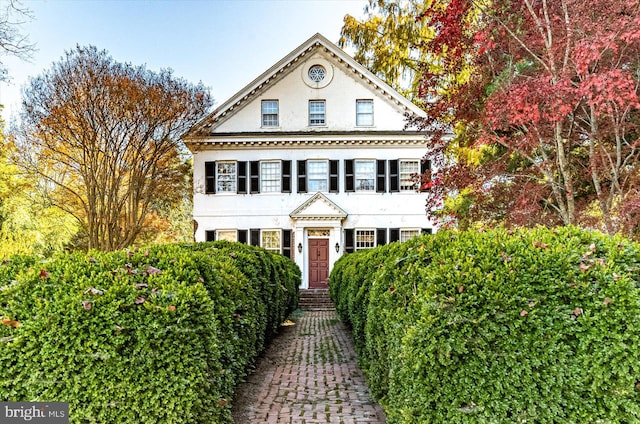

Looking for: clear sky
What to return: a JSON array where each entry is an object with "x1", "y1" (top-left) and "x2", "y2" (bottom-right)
[{"x1": 0, "y1": 0, "x2": 368, "y2": 123}]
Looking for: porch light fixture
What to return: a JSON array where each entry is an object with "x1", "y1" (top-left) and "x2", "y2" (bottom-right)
[
  {"x1": 335, "y1": 243, "x2": 340, "y2": 253},
  {"x1": 298, "y1": 242, "x2": 303, "y2": 253}
]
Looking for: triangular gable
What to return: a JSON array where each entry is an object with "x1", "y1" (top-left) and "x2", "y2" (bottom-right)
[
  {"x1": 290, "y1": 192, "x2": 347, "y2": 220},
  {"x1": 184, "y1": 33, "x2": 426, "y2": 139}
]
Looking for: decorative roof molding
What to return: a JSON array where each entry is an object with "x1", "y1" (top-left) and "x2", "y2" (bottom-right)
[
  {"x1": 188, "y1": 137, "x2": 428, "y2": 152},
  {"x1": 184, "y1": 33, "x2": 427, "y2": 139},
  {"x1": 290, "y1": 192, "x2": 348, "y2": 221}
]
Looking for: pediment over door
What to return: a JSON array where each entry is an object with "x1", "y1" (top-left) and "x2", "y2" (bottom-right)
[{"x1": 289, "y1": 192, "x2": 347, "y2": 221}]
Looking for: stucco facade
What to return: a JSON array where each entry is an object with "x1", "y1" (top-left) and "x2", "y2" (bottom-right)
[{"x1": 184, "y1": 33, "x2": 438, "y2": 289}]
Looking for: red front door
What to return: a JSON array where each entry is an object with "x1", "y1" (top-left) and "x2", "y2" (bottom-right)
[{"x1": 308, "y1": 238, "x2": 329, "y2": 289}]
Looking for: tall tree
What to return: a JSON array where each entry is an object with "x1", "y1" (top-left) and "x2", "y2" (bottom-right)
[
  {"x1": 15, "y1": 45, "x2": 212, "y2": 251},
  {"x1": 414, "y1": 0, "x2": 640, "y2": 237},
  {"x1": 0, "y1": 0, "x2": 35, "y2": 81},
  {"x1": 339, "y1": 0, "x2": 438, "y2": 99}
]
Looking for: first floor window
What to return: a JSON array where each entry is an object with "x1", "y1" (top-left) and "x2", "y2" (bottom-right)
[
  {"x1": 355, "y1": 160, "x2": 375, "y2": 191},
  {"x1": 355, "y1": 229, "x2": 375, "y2": 250},
  {"x1": 307, "y1": 160, "x2": 329, "y2": 191},
  {"x1": 217, "y1": 161, "x2": 237, "y2": 193},
  {"x1": 400, "y1": 229, "x2": 420, "y2": 242},
  {"x1": 217, "y1": 230, "x2": 237, "y2": 242},
  {"x1": 261, "y1": 230, "x2": 281, "y2": 252},
  {"x1": 356, "y1": 99, "x2": 374, "y2": 126},
  {"x1": 309, "y1": 100, "x2": 326, "y2": 126},
  {"x1": 260, "y1": 161, "x2": 281, "y2": 192},
  {"x1": 400, "y1": 160, "x2": 420, "y2": 191},
  {"x1": 262, "y1": 100, "x2": 279, "y2": 127}
]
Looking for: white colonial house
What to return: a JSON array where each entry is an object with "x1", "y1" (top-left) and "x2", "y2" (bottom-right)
[{"x1": 184, "y1": 33, "x2": 438, "y2": 289}]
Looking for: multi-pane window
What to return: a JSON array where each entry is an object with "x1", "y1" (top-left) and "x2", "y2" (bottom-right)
[
  {"x1": 262, "y1": 100, "x2": 279, "y2": 127},
  {"x1": 355, "y1": 229, "x2": 375, "y2": 250},
  {"x1": 217, "y1": 230, "x2": 237, "y2": 242},
  {"x1": 400, "y1": 229, "x2": 420, "y2": 242},
  {"x1": 356, "y1": 99, "x2": 374, "y2": 126},
  {"x1": 355, "y1": 160, "x2": 375, "y2": 191},
  {"x1": 307, "y1": 160, "x2": 329, "y2": 191},
  {"x1": 260, "y1": 161, "x2": 281, "y2": 192},
  {"x1": 261, "y1": 230, "x2": 281, "y2": 252},
  {"x1": 216, "y1": 161, "x2": 237, "y2": 193},
  {"x1": 400, "y1": 160, "x2": 420, "y2": 191},
  {"x1": 309, "y1": 100, "x2": 326, "y2": 126}
]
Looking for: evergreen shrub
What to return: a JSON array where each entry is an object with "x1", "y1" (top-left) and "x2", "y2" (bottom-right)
[
  {"x1": 0, "y1": 242, "x2": 300, "y2": 423},
  {"x1": 330, "y1": 226, "x2": 640, "y2": 423}
]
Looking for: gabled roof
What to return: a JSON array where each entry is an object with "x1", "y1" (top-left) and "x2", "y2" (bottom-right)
[
  {"x1": 184, "y1": 33, "x2": 427, "y2": 139},
  {"x1": 290, "y1": 192, "x2": 348, "y2": 221}
]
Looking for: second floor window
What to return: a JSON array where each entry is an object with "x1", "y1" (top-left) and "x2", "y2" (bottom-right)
[
  {"x1": 355, "y1": 160, "x2": 375, "y2": 191},
  {"x1": 356, "y1": 99, "x2": 373, "y2": 126},
  {"x1": 309, "y1": 100, "x2": 326, "y2": 126},
  {"x1": 262, "y1": 100, "x2": 279, "y2": 127},
  {"x1": 260, "y1": 161, "x2": 281, "y2": 192},
  {"x1": 307, "y1": 160, "x2": 328, "y2": 191},
  {"x1": 216, "y1": 161, "x2": 237, "y2": 193},
  {"x1": 400, "y1": 160, "x2": 420, "y2": 191}
]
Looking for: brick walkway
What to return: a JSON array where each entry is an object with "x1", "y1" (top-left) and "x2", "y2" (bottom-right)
[{"x1": 231, "y1": 310, "x2": 387, "y2": 424}]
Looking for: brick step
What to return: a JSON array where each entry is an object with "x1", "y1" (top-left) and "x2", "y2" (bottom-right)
[{"x1": 299, "y1": 289, "x2": 335, "y2": 311}]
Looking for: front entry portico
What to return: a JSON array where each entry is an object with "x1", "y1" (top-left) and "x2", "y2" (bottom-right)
[{"x1": 289, "y1": 193, "x2": 347, "y2": 289}]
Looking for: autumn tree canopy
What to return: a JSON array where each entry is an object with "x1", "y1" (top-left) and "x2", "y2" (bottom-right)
[
  {"x1": 15, "y1": 45, "x2": 213, "y2": 251},
  {"x1": 411, "y1": 0, "x2": 640, "y2": 237}
]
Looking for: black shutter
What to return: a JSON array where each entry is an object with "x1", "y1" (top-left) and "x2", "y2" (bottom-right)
[
  {"x1": 237, "y1": 230, "x2": 248, "y2": 244},
  {"x1": 297, "y1": 160, "x2": 307, "y2": 193},
  {"x1": 376, "y1": 228, "x2": 387, "y2": 246},
  {"x1": 205, "y1": 230, "x2": 216, "y2": 242},
  {"x1": 205, "y1": 161, "x2": 216, "y2": 194},
  {"x1": 345, "y1": 229, "x2": 355, "y2": 253},
  {"x1": 420, "y1": 159, "x2": 432, "y2": 192},
  {"x1": 390, "y1": 228, "x2": 400, "y2": 242},
  {"x1": 389, "y1": 160, "x2": 399, "y2": 192},
  {"x1": 329, "y1": 160, "x2": 339, "y2": 193},
  {"x1": 250, "y1": 161, "x2": 260, "y2": 194},
  {"x1": 282, "y1": 229, "x2": 292, "y2": 258},
  {"x1": 282, "y1": 160, "x2": 292, "y2": 193},
  {"x1": 237, "y1": 161, "x2": 248, "y2": 194},
  {"x1": 421, "y1": 159, "x2": 431, "y2": 173},
  {"x1": 421, "y1": 228, "x2": 433, "y2": 235},
  {"x1": 250, "y1": 229, "x2": 260, "y2": 246},
  {"x1": 344, "y1": 159, "x2": 354, "y2": 192},
  {"x1": 376, "y1": 160, "x2": 386, "y2": 193}
]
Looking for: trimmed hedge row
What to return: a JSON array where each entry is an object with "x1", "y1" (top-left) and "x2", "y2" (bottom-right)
[
  {"x1": 330, "y1": 226, "x2": 640, "y2": 423},
  {"x1": 0, "y1": 242, "x2": 299, "y2": 423}
]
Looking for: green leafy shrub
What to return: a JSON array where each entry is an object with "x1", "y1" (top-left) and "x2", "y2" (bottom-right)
[
  {"x1": 0, "y1": 242, "x2": 300, "y2": 423},
  {"x1": 330, "y1": 226, "x2": 640, "y2": 423}
]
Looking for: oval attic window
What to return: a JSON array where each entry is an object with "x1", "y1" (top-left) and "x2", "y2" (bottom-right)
[{"x1": 307, "y1": 65, "x2": 326, "y2": 82}]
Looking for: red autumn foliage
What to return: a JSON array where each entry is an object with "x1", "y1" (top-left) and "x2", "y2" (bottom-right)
[{"x1": 412, "y1": 0, "x2": 640, "y2": 238}]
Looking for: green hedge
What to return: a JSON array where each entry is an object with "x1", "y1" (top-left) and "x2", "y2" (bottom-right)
[
  {"x1": 330, "y1": 226, "x2": 640, "y2": 423},
  {"x1": 0, "y1": 242, "x2": 299, "y2": 423}
]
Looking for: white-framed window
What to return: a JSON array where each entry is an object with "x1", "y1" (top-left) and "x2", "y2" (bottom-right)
[
  {"x1": 355, "y1": 160, "x2": 375, "y2": 191},
  {"x1": 307, "y1": 160, "x2": 328, "y2": 191},
  {"x1": 356, "y1": 99, "x2": 373, "y2": 126},
  {"x1": 355, "y1": 229, "x2": 375, "y2": 250},
  {"x1": 260, "y1": 161, "x2": 281, "y2": 192},
  {"x1": 400, "y1": 160, "x2": 420, "y2": 191},
  {"x1": 216, "y1": 161, "x2": 237, "y2": 193},
  {"x1": 400, "y1": 229, "x2": 420, "y2": 242},
  {"x1": 262, "y1": 100, "x2": 279, "y2": 127},
  {"x1": 261, "y1": 230, "x2": 281, "y2": 252},
  {"x1": 217, "y1": 230, "x2": 237, "y2": 242},
  {"x1": 309, "y1": 100, "x2": 326, "y2": 126}
]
